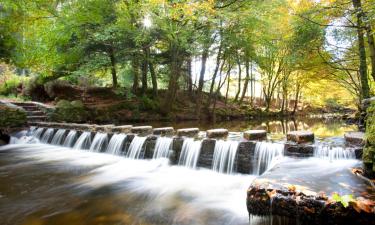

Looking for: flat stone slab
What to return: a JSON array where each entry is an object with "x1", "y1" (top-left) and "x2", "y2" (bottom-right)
[
  {"x1": 287, "y1": 131, "x2": 314, "y2": 144},
  {"x1": 131, "y1": 126, "x2": 153, "y2": 136},
  {"x1": 247, "y1": 157, "x2": 375, "y2": 224},
  {"x1": 153, "y1": 127, "x2": 174, "y2": 136},
  {"x1": 206, "y1": 128, "x2": 229, "y2": 139},
  {"x1": 176, "y1": 128, "x2": 200, "y2": 137},
  {"x1": 111, "y1": 125, "x2": 132, "y2": 133},
  {"x1": 345, "y1": 131, "x2": 365, "y2": 146},
  {"x1": 243, "y1": 130, "x2": 267, "y2": 141},
  {"x1": 94, "y1": 124, "x2": 115, "y2": 132}
]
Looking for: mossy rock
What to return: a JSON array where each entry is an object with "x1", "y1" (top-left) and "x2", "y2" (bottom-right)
[
  {"x1": 0, "y1": 103, "x2": 27, "y2": 128},
  {"x1": 51, "y1": 100, "x2": 89, "y2": 123},
  {"x1": 363, "y1": 101, "x2": 375, "y2": 174}
]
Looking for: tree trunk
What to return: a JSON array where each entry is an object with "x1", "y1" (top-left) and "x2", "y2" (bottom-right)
[
  {"x1": 163, "y1": 43, "x2": 183, "y2": 114},
  {"x1": 207, "y1": 44, "x2": 223, "y2": 108},
  {"x1": 141, "y1": 49, "x2": 148, "y2": 95},
  {"x1": 292, "y1": 83, "x2": 301, "y2": 115},
  {"x1": 239, "y1": 58, "x2": 250, "y2": 105},
  {"x1": 250, "y1": 62, "x2": 254, "y2": 107},
  {"x1": 352, "y1": 0, "x2": 370, "y2": 99},
  {"x1": 108, "y1": 47, "x2": 117, "y2": 88},
  {"x1": 187, "y1": 57, "x2": 193, "y2": 95},
  {"x1": 225, "y1": 71, "x2": 231, "y2": 105},
  {"x1": 196, "y1": 47, "x2": 209, "y2": 118},
  {"x1": 234, "y1": 56, "x2": 241, "y2": 102},
  {"x1": 365, "y1": 26, "x2": 375, "y2": 82},
  {"x1": 149, "y1": 60, "x2": 158, "y2": 97},
  {"x1": 132, "y1": 54, "x2": 140, "y2": 94}
]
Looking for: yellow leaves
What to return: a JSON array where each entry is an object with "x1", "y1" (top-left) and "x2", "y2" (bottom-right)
[
  {"x1": 351, "y1": 197, "x2": 375, "y2": 213},
  {"x1": 288, "y1": 185, "x2": 296, "y2": 192},
  {"x1": 266, "y1": 189, "x2": 277, "y2": 198}
]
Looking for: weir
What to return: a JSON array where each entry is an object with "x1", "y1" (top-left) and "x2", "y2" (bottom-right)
[{"x1": 20, "y1": 122, "x2": 362, "y2": 176}]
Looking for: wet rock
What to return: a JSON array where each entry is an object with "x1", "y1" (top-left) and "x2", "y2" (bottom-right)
[
  {"x1": 130, "y1": 126, "x2": 153, "y2": 136},
  {"x1": 345, "y1": 131, "x2": 365, "y2": 146},
  {"x1": 243, "y1": 130, "x2": 267, "y2": 141},
  {"x1": 287, "y1": 131, "x2": 314, "y2": 144},
  {"x1": 144, "y1": 135, "x2": 158, "y2": 159},
  {"x1": 153, "y1": 127, "x2": 175, "y2": 136},
  {"x1": 111, "y1": 125, "x2": 132, "y2": 133},
  {"x1": 171, "y1": 137, "x2": 184, "y2": 164},
  {"x1": 236, "y1": 141, "x2": 256, "y2": 174},
  {"x1": 176, "y1": 128, "x2": 199, "y2": 138},
  {"x1": 0, "y1": 131, "x2": 10, "y2": 146},
  {"x1": 197, "y1": 139, "x2": 216, "y2": 169},
  {"x1": 284, "y1": 143, "x2": 314, "y2": 157},
  {"x1": 206, "y1": 128, "x2": 228, "y2": 139}
]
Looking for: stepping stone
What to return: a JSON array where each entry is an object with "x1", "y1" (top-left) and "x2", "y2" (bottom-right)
[
  {"x1": 206, "y1": 128, "x2": 228, "y2": 139},
  {"x1": 243, "y1": 130, "x2": 267, "y2": 141},
  {"x1": 94, "y1": 124, "x2": 115, "y2": 132},
  {"x1": 287, "y1": 131, "x2": 314, "y2": 144},
  {"x1": 344, "y1": 131, "x2": 365, "y2": 146},
  {"x1": 176, "y1": 128, "x2": 200, "y2": 138},
  {"x1": 112, "y1": 125, "x2": 132, "y2": 133},
  {"x1": 131, "y1": 126, "x2": 153, "y2": 136},
  {"x1": 153, "y1": 127, "x2": 174, "y2": 136}
]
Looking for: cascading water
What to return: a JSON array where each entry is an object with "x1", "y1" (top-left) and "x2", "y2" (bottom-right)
[
  {"x1": 178, "y1": 138, "x2": 202, "y2": 169},
  {"x1": 153, "y1": 137, "x2": 173, "y2": 159},
  {"x1": 40, "y1": 128, "x2": 55, "y2": 143},
  {"x1": 63, "y1": 130, "x2": 77, "y2": 147},
  {"x1": 212, "y1": 140, "x2": 239, "y2": 174},
  {"x1": 314, "y1": 144, "x2": 355, "y2": 160},
  {"x1": 127, "y1": 136, "x2": 147, "y2": 159},
  {"x1": 253, "y1": 142, "x2": 284, "y2": 175},
  {"x1": 89, "y1": 132, "x2": 108, "y2": 152},
  {"x1": 106, "y1": 133, "x2": 126, "y2": 155},
  {"x1": 73, "y1": 132, "x2": 92, "y2": 150},
  {"x1": 50, "y1": 129, "x2": 66, "y2": 145},
  {"x1": 33, "y1": 128, "x2": 45, "y2": 139}
]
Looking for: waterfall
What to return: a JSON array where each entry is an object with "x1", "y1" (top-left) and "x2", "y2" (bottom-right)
[
  {"x1": 33, "y1": 128, "x2": 45, "y2": 139},
  {"x1": 253, "y1": 142, "x2": 284, "y2": 175},
  {"x1": 212, "y1": 140, "x2": 239, "y2": 174},
  {"x1": 106, "y1": 133, "x2": 126, "y2": 155},
  {"x1": 89, "y1": 132, "x2": 108, "y2": 152},
  {"x1": 63, "y1": 130, "x2": 77, "y2": 147},
  {"x1": 28, "y1": 126, "x2": 37, "y2": 136},
  {"x1": 127, "y1": 136, "x2": 147, "y2": 159},
  {"x1": 178, "y1": 138, "x2": 202, "y2": 169},
  {"x1": 73, "y1": 132, "x2": 92, "y2": 150},
  {"x1": 40, "y1": 128, "x2": 55, "y2": 143},
  {"x1": 50, "y1": 129, "x2": 66, "y2": 145},
  {"x1": 153, "y1": 137, "x2": 173, "y2": 159},
  {"x1": 314, "y1": 144, "x2": 355, "y2": 160}
]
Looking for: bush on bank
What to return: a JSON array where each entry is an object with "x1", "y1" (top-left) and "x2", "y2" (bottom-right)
[{"x1": 363, "y1": 101, "x2": 375, "y2": 176}]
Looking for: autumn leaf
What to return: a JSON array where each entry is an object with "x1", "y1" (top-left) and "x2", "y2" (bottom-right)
[
  {"x1": 266, "y1": 189, "x2": 277, "y2": 198},
  {"x1": 351, "y1": 197, "x2": 375, "y2": 213},
  {"x1": 288, "y1": 185, "x2": 296, "y2": 192}
]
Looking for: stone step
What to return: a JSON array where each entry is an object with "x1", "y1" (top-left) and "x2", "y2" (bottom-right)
[
  {"x1": 176, "y1": 128, "x2": 199, "y2": 137},
  {"x1": 27, "y1": 115, "x2": 47, "y2": 121},
  {"x1": 11, "y1": 102, "x2": 37, "y2": 107},
  {"x1": 27, "y1": 111, "x2": 45, "y2": 116},
  {"x1": 22, "y1": 106, "x2": 39, "y2": 111},
  {"x1": 206, "y1": 128, "x2": 228, "y2": 139}
]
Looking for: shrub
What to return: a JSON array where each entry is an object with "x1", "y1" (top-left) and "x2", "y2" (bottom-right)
[
  {"x1": 139, "y1": 95, "x2": 159, "y2": 111},
  {"x1": 51, "y1": 100, "x2": 89, "y2": 123},
  {"x1": 324, "y1": 98, "x2": 343, "y2": 111},
  {"x1": 0, "y1": 103, "x2": 27, "y2": 128}
]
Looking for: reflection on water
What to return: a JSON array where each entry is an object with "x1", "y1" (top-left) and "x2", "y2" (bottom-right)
[{"x1": 136, "y1": 118, "x2": 357, "y2": 140}]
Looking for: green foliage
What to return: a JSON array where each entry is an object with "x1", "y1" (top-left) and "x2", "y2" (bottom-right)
[
  {"x1": 51, "y1": 100, "x2": 89, "y2": 123},
  {"x1": 331, "y1": 193, "x2": 355, "y2": 208},
  {"x1": 139, "y1": 95, "x2": 159, "y2": 111},
  {"x1": 363, "y1": 102, "x2": 375, "y2": 171}
]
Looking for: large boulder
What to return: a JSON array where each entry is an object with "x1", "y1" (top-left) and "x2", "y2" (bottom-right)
[
  {"x1": 50, "y1": 100, "x2": 89, "y2": 123},
  {"x1": 0, "y1": 102, "x2": 27, "y2": 128}
]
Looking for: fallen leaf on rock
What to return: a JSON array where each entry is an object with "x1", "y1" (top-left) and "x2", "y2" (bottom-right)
[{"x1": 266, "y1": 189, "x2": 277, "y2": 198}]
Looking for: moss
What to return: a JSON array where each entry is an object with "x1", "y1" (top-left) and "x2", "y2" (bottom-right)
[
  {"x1": 51, "y1": 100, "x2": 89, "y2": 123},
  {"x1": 0, "y1": 104, "x2": 27, "y2": 128},
  {"x1": 363, "y1": 102, "x2": 375, "y2": 173}
]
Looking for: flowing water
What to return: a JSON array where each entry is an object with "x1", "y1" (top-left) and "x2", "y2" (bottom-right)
[
  {"x1": 127, "y1": 136, "x2": 147, "y2": 159},
  {"x1": 106, "y1": 133, "x2": 126, "y2": 155},
  {"x1": 63, "y1": 130, "x2": 77, "y2": 147},
  {"x1": 253, "y1": 142, "x2": 284, "y2": 175},
  {"x1": 178, "y1": 138, "x2": 202, "y2": 169},
  {"x1": 40, "y1": 128, "x2": 55, "y2": 143},
  {"x1": 50, "y1": 129, "x2": 66, "y2": 145},
  {"x1": 89, "y1": 132, "x2": 108, "y2": 152},
  {"x1": 73, "y1": 131, "x2": 92, "y2": 150},
  {"x1": 314, "y1": 144, "x2": 356, "y2": 161},
  {"x1": 32, "y1": 127, "x2": 45, "y2": 139},
  {"x1": 212, "y1": 140, "x2": 239, "y2": 174},
  {"x1": 153, "y1": 137, "x2": 173, "y2": 159}
]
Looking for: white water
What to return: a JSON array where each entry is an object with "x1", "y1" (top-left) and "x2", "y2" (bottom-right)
[
  {"x1": 106, "y1": 133, "x2": 126, "y2": 155},
  {"x1": 127, "y1": 136, "x2": 147, "y2": 159},
  {"x1": 253, "y1": 142, "x2": 284, "y2": 175},
  {"x1": 212, "y1": 140, "x2": 239, "y2": 174},
  {"x1": 89, "y1": 132, "x2": 108, "y2": 152},
  {"x1": 178, "y1": 138, "x2": 202, "y2": 169},
  {"x1": 50, "y1": 129, "x2": 66, "y2": 145},
  {"x1": 314, "y1": 144, "x2": 356, "y2": 161},
  {"x1": 32, "y1": 128, "x2": 45, "y2": 139},
  {"x1": 73, "y1": 132, "x2": 92, "y2": 150},
  {"x1": 63, "y1": 130, "x2": 77, "y2": 147},
  {"x1": 40, "y1": 128, "x2": 55, "y2": 143},
  {"x1": 153, "y1": 137, "x2": 173, "y2": 159}
]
